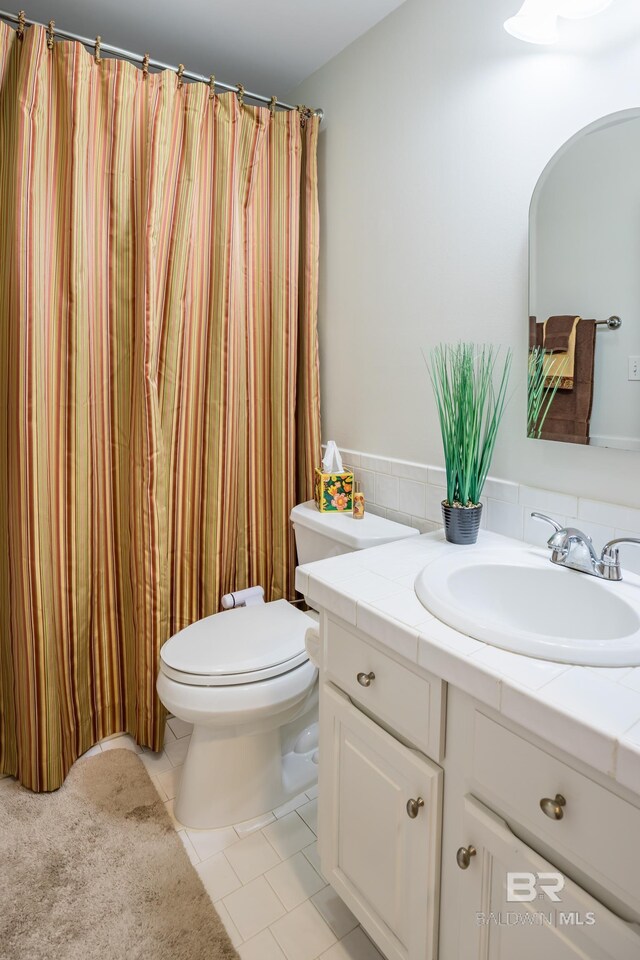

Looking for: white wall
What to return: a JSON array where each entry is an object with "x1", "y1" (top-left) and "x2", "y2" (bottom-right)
[
  {"x1": 532, "y1": 112, "x2": 640, "y2": 450},
  {"x1": 291, "y1": 0, "x2": 640, "y2": 508}
]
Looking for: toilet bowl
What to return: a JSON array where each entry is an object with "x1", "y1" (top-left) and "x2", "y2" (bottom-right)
[
  {"x1": 157, "y1": 500, "x2": 420, "y2": 830},
  {"x1": 157, "y1": 600, "x2": 318, "y2": 828}
]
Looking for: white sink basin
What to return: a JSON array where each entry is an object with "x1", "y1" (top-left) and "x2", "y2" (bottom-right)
[{"x1": 415, "y1": 548, "x2": 640, "y2": 666}]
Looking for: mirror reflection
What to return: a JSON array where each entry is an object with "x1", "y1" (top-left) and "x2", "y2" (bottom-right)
[{"x1": 528, "y1": 109, "x2": 640, "y2": 450}]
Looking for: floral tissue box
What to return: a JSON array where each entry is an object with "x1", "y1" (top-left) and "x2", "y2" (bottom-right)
[{"x1": 314, "y1": 468, "x2": 354, "y2": 513}]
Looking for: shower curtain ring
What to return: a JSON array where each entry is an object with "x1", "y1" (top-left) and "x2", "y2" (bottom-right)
[
  {"x1": 269, "y1": 95, "x2": 277, "y2": 114},
  {"x1": 17, "y1": 10, "x2": 26, "y2": 40},
  {"x1": 236, "y1": 83, "x2": 245, "y2": 107},
  {"x1": 297, "y1": 104, "x2": 310, "y2": 127},
  {"x1": 208, "y1": 74, "x2": 215, "y2": 99},
  {"x1": 177, "y1": 63, "x2": 185, "y2": 88},
  {"x1": 142, "y1": 52, "x2": 150, "y2": 78},
  {"x1": 46, "y1": 19, "x2": 54, "y2": 50},
  {"x1": 94, "y1": 35, "x2": 102, "y2": 64}
]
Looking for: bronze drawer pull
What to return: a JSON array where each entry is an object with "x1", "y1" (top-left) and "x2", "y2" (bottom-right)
[
  {"x1": 540, "y1": 794, "x2": 566, "y2": 820},
  {"x1": 356, "y1": 671, "x2": 375, "y2": 687},
  {"x1": 456, "y1": 845, "x2": 477, "y2": 869},
  {"x1": 406, "y1": 797, "x2": 424, "y2": 819}
]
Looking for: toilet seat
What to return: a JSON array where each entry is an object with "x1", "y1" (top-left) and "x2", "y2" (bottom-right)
[{"x1": 159, "y1": 599, "x2": 316, "y2": 686}]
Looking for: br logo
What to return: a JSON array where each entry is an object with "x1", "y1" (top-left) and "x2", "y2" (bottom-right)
[{"x1": 507, "y1": 872, "x2": 565, "y2": 902}]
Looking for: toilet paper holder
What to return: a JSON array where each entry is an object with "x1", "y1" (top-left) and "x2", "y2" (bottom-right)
[{"x1": 220, "y1": 585, "x2": 265, "y2": 609}]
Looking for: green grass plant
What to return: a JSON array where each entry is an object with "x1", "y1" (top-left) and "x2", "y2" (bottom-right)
[
  {"x1": 527, "y1": 346, "x2": 568, "y2": 439},
  {"x1": 429, "y1": 343, "x2": 512, "y2": 507}
]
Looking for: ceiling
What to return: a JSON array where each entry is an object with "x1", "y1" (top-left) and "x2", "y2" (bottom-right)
[{"x1": 14, "y1": 0, "x2": 407, "y2": 101}]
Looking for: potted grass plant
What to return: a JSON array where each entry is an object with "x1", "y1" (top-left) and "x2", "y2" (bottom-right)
[{"x1": 429, "y1": 342, "x2": 512, "y2": 544}]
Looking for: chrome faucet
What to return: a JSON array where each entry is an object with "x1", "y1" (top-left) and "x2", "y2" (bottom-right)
[{"x1": 531, "y1": 512, "x2": 640, "y2": 582}]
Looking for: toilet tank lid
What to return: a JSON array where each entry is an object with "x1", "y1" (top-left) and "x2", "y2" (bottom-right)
[{"x1": 290, "y1": 500, "x2": 420, "y2": 550}]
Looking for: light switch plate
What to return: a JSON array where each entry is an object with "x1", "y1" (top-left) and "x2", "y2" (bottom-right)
[{"x1": 628, "y1": 357, "x2": 640, "y2": 381}]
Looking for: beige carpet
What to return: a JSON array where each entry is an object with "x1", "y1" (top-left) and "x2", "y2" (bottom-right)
[{"x1": 0, "y1": 749, "x2": 239, "y2": 960}]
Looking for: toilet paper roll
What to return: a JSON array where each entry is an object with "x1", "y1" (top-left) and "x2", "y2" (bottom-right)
[{"x1": 220, "y1": 585, "x2": 265, "y2": 610}]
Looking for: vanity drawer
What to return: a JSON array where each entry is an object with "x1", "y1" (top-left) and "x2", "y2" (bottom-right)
[
  {"x1": 325, "y1": 618, "x2": 444, "y2": 761},
  {"x1": 472, "y1": 711, "x2": 640, "y2": 912}
]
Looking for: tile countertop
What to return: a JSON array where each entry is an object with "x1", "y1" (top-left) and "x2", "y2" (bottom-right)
[{"x1": 295, "y1": 530, "x2": 640, "y2": 798}]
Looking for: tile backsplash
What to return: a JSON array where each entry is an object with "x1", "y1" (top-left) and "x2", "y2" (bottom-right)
[{"x1": 340, "y1": 448, "x2": 640, "y2": 576}]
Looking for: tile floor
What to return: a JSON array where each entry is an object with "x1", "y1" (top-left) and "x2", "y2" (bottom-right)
[{"x1": 81, "y1": 721, "x2": 385, "y2": 960}]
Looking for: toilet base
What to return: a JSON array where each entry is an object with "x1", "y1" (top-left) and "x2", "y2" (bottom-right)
[{"x1": 175, "y1": 716, "x2": 319, "y2": 829}]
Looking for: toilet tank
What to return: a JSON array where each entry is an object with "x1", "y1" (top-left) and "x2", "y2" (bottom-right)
[{"x1": 290, "y1": 500, "x2": 420, "y2": 566}]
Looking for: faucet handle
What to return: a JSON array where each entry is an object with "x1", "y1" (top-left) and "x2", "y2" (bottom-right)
[
  {"x1": 531, "y1": 512, "x2": 563, "y2": 533},
  {"x1": 602, "y1": 537, "x2": 640, "y2": 558},
  {"x1": 600, "y1": 538, "x2": 640, "y2": 581},
  {"x1": 531, "y1": 512, "x2": 567, "y2": 554}
]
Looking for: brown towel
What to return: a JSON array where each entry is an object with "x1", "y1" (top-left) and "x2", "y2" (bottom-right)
[
  {"x1": 539, "y1": 319, "x2": 596, "y2": 445},
  {"x1": 543, "y1": 316, "x2": 579, "y2": 390},
  {"x1": 529, "y1": 316, "x2": 543, "y2": 350},
  {"x1": 543, "y1": 315, "x2": 580, "y2": 352}
]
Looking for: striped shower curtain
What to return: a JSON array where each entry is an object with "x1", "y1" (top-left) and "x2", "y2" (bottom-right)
[{"x1": 0, "y1": 23, "x2": 321, "y2": 791}]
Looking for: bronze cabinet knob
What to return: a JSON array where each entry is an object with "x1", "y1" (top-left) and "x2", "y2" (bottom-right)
[
  {"x1": 406, "y1": 797, "x2": 425, "y2": 819},
  {"x1": 356, "y1": 671, "x2": 375, "y2": 687},
  {"x1": 456, "y1": 845, "x2": 477, "y2": 870},
  {"x1": 540, "y1": 794, "x2": 566, "y2": 821}
]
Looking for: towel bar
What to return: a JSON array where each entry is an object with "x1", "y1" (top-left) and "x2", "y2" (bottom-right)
[{"x1": 595, "y1": 316, "x2": 622, "y2": 330}]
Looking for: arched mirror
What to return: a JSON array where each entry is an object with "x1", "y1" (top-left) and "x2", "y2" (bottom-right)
[{"x1": 528, "y1": 108, "x2": 640, "y2": 450}]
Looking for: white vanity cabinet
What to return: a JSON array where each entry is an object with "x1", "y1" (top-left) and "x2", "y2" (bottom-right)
[
  {"x1": 454, "y1": 795, "x2": 640, "y2": 960},
  {"x1": 318, "y1": 617, "x2": 445, "y2": 960},
  {"x1": 442, "y1": 693, "x2": 640, "y2": 960},
  {"x1": 315, "y1": 612, "x2": 640, "y2": 960}
]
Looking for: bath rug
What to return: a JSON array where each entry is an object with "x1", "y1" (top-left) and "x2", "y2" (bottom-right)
[{"x1": 0, "y1": 749, "x2": 239, "y2": 960}]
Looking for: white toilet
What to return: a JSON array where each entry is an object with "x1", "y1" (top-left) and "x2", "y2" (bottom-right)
[{"x1": 157, "y1": 499, "x2": 419, "y2": 829}]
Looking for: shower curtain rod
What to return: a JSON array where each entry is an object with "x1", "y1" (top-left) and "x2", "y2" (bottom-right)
[{"x1": 0, "y1": 9, "x2": 324, "y2": 120}]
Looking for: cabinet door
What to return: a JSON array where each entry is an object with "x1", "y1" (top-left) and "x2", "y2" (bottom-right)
[
  {"x1": 319, "y1": 683, "x2": 442, "y2": 960},
  {"x1": 455, "y1": 795, "x2": 640, "y2": 960}
]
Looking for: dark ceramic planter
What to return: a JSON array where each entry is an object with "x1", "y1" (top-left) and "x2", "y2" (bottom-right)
[{"x1": 441, "y1": 501, "x2": 483, "y2": 545}]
